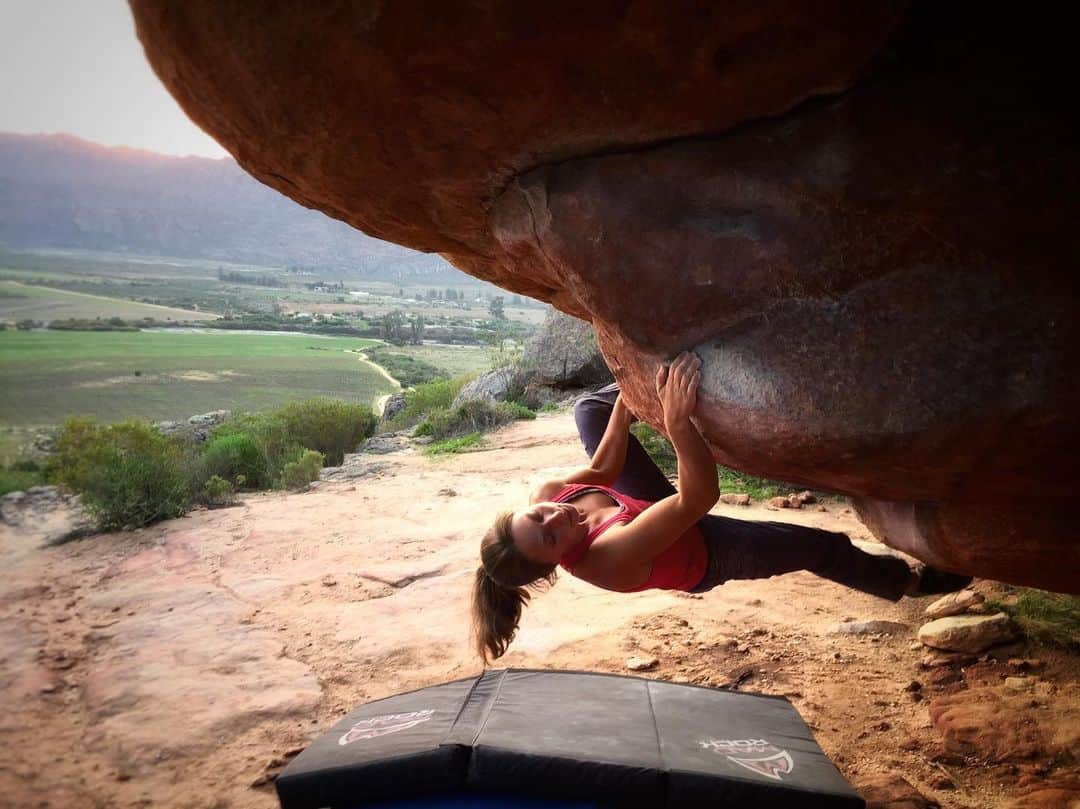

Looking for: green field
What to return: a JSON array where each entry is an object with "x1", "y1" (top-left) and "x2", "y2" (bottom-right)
[
  {"x1": 375, "y1": 343, "x2": 492, "y2": 379},
  {"x1": 0, "y1": 331, "x2": 391, "y2": 427},
  {"x1": 0, "y1": 280, "x2": 220, "y2": 323}
]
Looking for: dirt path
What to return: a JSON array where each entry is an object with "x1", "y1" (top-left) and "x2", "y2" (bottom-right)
[
  {"x1": 0, "y1": 412, "x2": 1074, "y2": 808},
  {"x1": 347, "y1": 347, "x2": 400, "y2": 416}
]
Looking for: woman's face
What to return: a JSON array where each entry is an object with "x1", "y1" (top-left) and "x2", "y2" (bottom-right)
[{"x1": 510, "y1": 501, "x2": 588, "y2": 565}]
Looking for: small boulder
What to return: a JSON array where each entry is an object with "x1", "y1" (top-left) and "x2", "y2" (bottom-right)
[
  {"x1": 918, "y1": 613, "x2": 1019, "y2": 654},
  {"x1": 380, "y1": 392, "x2": 408, "y2": 422},
  {"x1": 626, "y1": 656, "x2": 659, "y2": 672},
  {"x1": 924, "y1": 589, "x2": 984, "y2": 620},
  {"x1": 768, "y1": 495, "x2": 796, "y2": 509},
  {"x1": 719, "y1": 493, "x2": 750, "y2": 506}
]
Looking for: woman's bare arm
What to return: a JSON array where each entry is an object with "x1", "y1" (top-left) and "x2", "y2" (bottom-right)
[
  {"x1": 530, "y1": 393, "x2": 634, "y2": 503},
  {"x1": 586, "y1": 352, "x2": 719, "y2": 567}
]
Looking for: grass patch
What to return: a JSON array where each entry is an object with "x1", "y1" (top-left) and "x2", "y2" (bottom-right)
[
  {"x1": 716, "y1": 467, "x2": 785, "y2": 501},
  {"x1": 0, "y1": 466, "x2": 44, "y2": 496},
  {"x1": 631, "y1": 422, "x2": 794, "y2": 499},
  {"x1": 984, "y1": 587, "x2": 1080, "y2": 649},
  {"x1": 424, "y1": 432, "x2": 484, "y2": 455},
  {"x1": 630, "y1": 423, "x2": 677, "y2": 476}
]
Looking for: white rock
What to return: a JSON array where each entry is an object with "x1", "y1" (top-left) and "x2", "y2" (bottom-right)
[
  {"x1": 924, "y1": 589, "x2": 984, "y2": 620},
  {"x1": 626, "y1": 656, "x2": 658, "y2": 672},
  {"x1": 918, "y1": 612, "x2": 1019, "y2": 654}
]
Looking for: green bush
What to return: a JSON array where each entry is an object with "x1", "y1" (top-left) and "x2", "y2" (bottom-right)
[
  {"x1": 211, "y1": 397, "x2": 376, "y2": 484},
  {"x1": 387, "y1": 375, "x2": 473, "y2": 430},
  {"x1": 501, "y1": 401, "x2": 536, "y2": 421},
  {"x1": 281, "y1": 449, "x2": 325, "y2": 490},
  {"x1": 47, "y1": 417, "x2": 190, "y2": 531},
  {"x1": 422, "y1": 399, "x2": 516, "y2": 440},
  {"x1": 276, "y1": 398, "x2": 377, "y2": 466},
  {"x1": 200, "y1": 432, "x2": 269, "y2": 489},
  {"x1": 202, "y1": 474, "x2": 235, "y2": 507}
]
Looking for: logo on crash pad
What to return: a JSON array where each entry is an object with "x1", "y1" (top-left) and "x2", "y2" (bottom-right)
[
  {"x1": 338, "y1": 710, "x2": 435, "y2": 745},
  {"x1": 699, "y1": 738, "x2": 794, "y2": 781}
]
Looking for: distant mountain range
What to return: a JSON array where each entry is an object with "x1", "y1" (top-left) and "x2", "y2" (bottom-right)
[{"x1": 0, "y1": 132, "x2": 464, "y2": 281}]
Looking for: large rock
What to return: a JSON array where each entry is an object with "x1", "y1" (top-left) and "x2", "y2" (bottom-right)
[
  {"x1": 130, "y1": 2, "x2": 1080, "y2": 592},
  {"x1": 451, "y1": 368, "x2": 514, "y2": 408},
  {"x1": 918, "y1": 613, "x2": 1019, "y2": 654},
  {"x1": 523, "y1": 310, "x2": 612, "y2": 388}
]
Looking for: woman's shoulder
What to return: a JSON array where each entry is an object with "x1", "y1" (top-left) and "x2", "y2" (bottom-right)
[{"x1": 529, "y1": 478, "x2": 570, "y2": 504}]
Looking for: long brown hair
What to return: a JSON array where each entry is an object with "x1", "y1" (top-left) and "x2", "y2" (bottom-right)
[{"x1": 472, "y1": 510, "x2": 557, "y2": 663}]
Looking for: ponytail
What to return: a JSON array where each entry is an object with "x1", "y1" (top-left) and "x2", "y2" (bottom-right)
[{"x1": 472, "y1": 510, "x2": 557, "y2": 663}]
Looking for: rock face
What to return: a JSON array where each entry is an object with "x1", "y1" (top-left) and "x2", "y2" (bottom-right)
[
  {"x1": 523, "y1": 310, "x2": 612, "y2": 388},
  {"x1": 129, "y1": 2, "x2": 1080, "y2": 592},
  {"x1": 928, "y1": 680, "x2": 1080, "y2": 763}
]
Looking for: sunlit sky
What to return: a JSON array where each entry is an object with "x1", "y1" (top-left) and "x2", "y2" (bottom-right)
[{"x1": 0, "y1": 0, "x2": 229, "y2": 158}]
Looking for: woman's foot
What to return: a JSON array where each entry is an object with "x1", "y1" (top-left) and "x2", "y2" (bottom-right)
[{"x1": 907, "y1": 565, "x2": 974, "y2": 596}]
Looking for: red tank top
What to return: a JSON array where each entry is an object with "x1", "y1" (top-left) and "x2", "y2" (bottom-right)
[{"x1": 553, "y1": 483, "x2": 707, "y2": 592}]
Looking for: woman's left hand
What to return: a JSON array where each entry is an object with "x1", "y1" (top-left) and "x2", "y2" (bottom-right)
[{"x1": 656, "y1": 351, "x2": 701, "y2": 428}]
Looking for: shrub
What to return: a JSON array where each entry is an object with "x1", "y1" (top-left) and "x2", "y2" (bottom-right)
[
  {"x1": 361, "y1": 346, "x2": 445, "y2": 387},
  {"x1": 281, "y1": 449, "x2": 324, "y2": 490},
  {"x1": 202, "y1": 474, "x2": 235, "y2": 507},
  {"x1": 501, "y1": 401, "x2": 536, "y2": 421},
  {"x1": 387, "y1": 375, "x2": 473, "y2": 430},
  {"x1": 47, "y1": 417, "x2": 190, "y2": 531},
  {"x1": 199, "y1": 432, "x2": 269, "y2": 489},
  {"x1": 276, "y1": 398, "x2": 377, "y2": 466},
  {"x1": 211, "y1": 397, "x2": 376, "y2": 484},
  {"x1": 422, "y1": 399, "x2": 516, "y2": 440}
]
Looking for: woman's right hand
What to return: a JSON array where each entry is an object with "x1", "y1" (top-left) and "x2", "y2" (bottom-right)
[{"x1": 655, "y1": 351, "x2": 702, "y2": 429}]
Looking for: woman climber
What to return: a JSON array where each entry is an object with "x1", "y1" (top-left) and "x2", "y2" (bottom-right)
[{"x1": 472, "y1": 351, "x2": 970, "y2": 662}]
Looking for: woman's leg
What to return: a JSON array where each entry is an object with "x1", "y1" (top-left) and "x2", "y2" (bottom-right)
[
  {"x1": 573, "y1": 382, "x2": 677, "y2": 502},
  {"x1": 694, "y1": 514, "x2": 913, "y2": 601}
]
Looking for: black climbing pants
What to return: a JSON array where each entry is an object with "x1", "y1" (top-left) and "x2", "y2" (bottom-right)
[{"x1": 573, "y1": 383, "x2": 913, "y2": 601}]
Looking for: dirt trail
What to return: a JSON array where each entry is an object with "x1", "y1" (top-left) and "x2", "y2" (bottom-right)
[{"x1": 0, "y1": 412, "x2": 1074, "y2": 808}]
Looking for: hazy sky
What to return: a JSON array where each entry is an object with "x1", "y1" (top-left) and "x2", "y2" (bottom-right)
[{"x1": 0, "y1": 0, "x2": 228, "y2": 158}]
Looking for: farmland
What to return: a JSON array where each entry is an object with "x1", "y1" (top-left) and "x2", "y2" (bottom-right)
[
  {"x1": 0, "y1": 280, "x2": 220, "y2": 323},
  {"x1": 0, "y1": 330, "x2": 393, "y2": 427}
]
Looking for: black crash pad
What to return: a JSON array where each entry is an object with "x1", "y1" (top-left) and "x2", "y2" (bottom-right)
[{"x1": 276, "y1": 668, "x2": 864, "y2": 809}]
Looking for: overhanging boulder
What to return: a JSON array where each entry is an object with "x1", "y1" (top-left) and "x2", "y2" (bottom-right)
[{"x1": 129, "y1": 2, "x2": 1079, "y2": 592}]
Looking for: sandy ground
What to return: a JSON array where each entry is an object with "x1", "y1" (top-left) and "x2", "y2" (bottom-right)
[{"x1": 0, "y1": 411, "x2": 1075, "y2": 808}]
